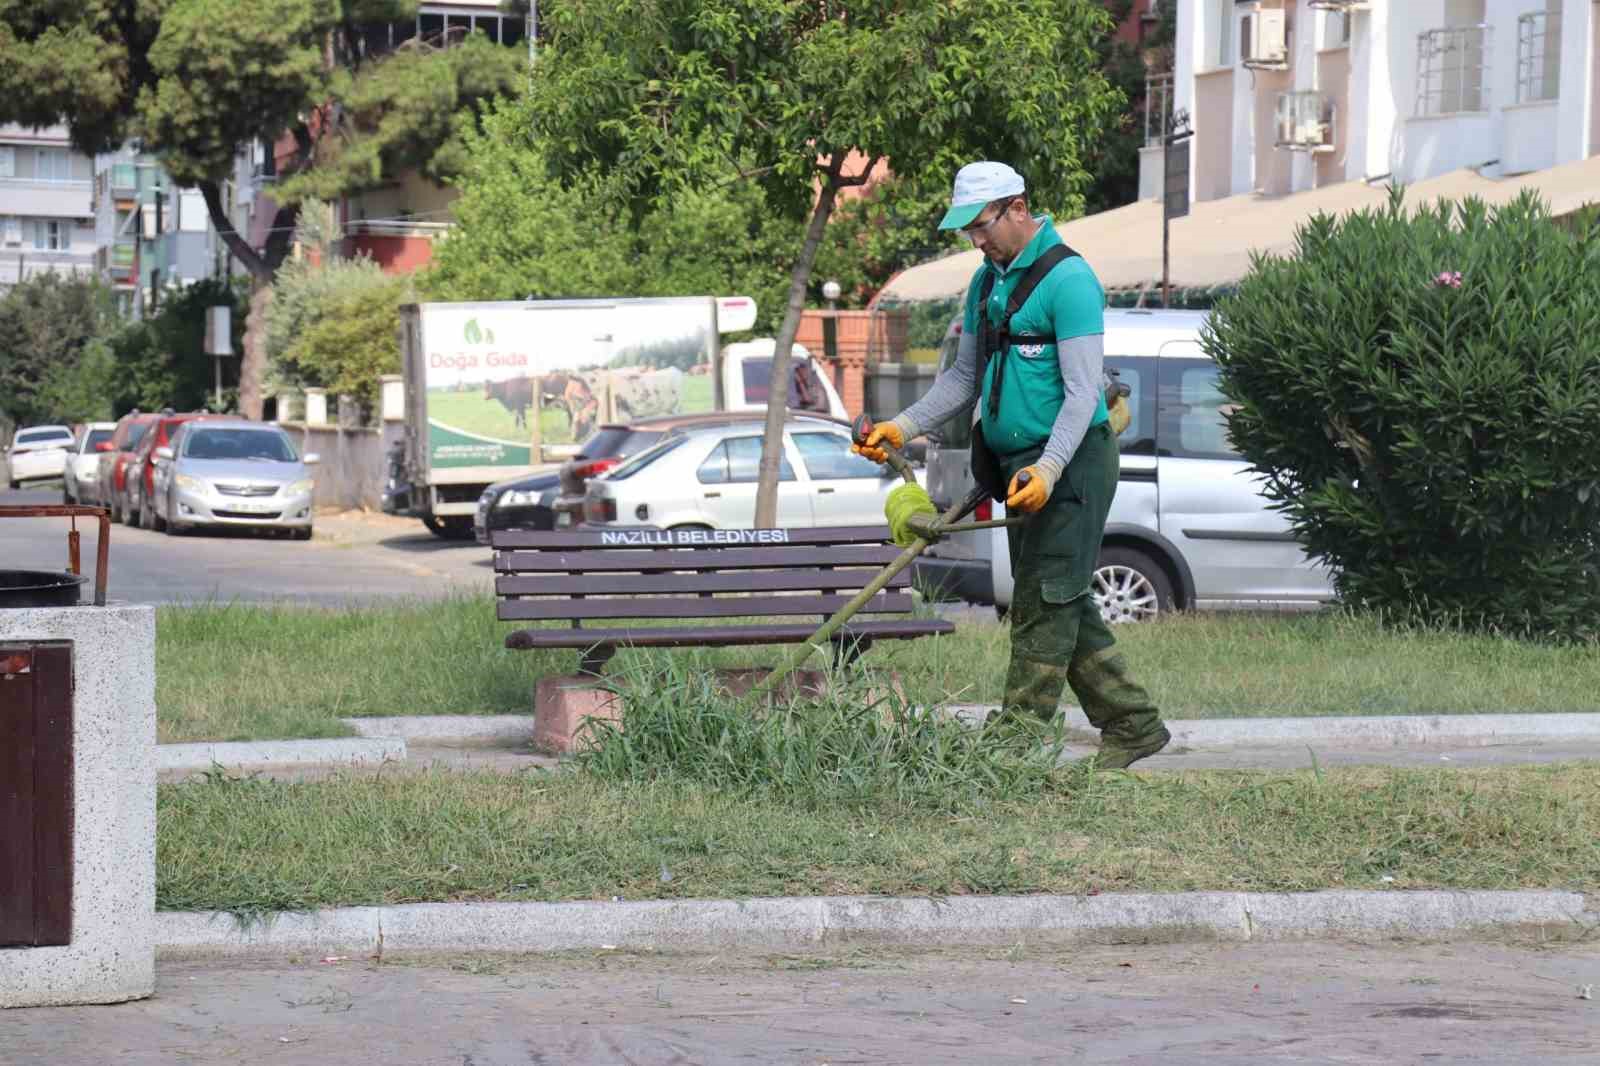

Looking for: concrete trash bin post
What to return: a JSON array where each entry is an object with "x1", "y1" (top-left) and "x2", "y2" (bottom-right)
[{"x1": 0, "y1": 603, "x2": 156, "y2": 1008}]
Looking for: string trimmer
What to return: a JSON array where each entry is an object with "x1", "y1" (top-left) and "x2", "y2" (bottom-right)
[{"x1": 749, "y1": 413, "x2": 1026, "y2": 699}]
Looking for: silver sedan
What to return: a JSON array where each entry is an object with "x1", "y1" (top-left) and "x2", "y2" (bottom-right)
[{"x1": 152, "y1": 423, "x2": 320, "y2": 538}]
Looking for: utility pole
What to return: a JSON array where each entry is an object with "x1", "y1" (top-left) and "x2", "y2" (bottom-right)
[{"x1": 1162, "y1": 109, "x2": 1193, "y2": 310}]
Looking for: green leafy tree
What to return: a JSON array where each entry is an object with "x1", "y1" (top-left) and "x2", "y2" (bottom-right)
[
  {"x1": 0, "y1": 1, "x2": 523, "y2": 414},
  {"x1": 1209, "y1": 189, "x2": 1600, "y2": 641},
  {"x1": 283, "y1": 272, "x2": 409, "y2": 415},
  {"x1": 810, "y1": 175, "x2": 961, "y2": 307},
  {"x1": 106, "y1": 278, "x2": 249, "y2": 414},
  {"x1": 527, "y1": 0, "x2": 1121, "y2": 523},
  {"x1": 423, "y1": 96, "x2": 799, "y2": 333},
  {"x1": 35, "y1": 340, "x2": 119, "y2": 425},
  {"x1": 0, "y1": 273, "x2": 118, "y2": 426}
]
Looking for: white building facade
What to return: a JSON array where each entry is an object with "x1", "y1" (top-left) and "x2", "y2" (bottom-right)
[
  {"x1": 0, "y1": 125, "x2": 96, "y2": 289},
  {"x1": 1158, "y1": 0, "x2": 1598, "y2": 203}
]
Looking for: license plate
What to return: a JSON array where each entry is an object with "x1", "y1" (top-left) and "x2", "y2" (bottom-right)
[{"x1": 233, "y1": 501, "x2": 275, "y2": 514}]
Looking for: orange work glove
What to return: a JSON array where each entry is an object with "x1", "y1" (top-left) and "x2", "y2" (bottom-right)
[
  {"x1": 1005, "y1": 465, "x2": 1053, "y2": 514},
  {"x1": 851, "y1": 421, "x2": 905, "y2": 464}
]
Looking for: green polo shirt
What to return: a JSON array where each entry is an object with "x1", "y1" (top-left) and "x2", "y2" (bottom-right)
[{"x1": 962, "y1": 216, "x2": 1109, "y2": 456}]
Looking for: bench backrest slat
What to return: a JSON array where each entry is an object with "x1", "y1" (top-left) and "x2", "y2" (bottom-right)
[
  {"x1": 495, "y1": 568, "x2": 911, "y2": 598},
  {"x1": 491, "y1": 525, "x2": 891, "y2": 550},
  {"x1": 495, "y1": 545, "x2": 902, "y2": 573},
  {"x1": 497, "y1": 591, "x2": 913, "y2": 622}
]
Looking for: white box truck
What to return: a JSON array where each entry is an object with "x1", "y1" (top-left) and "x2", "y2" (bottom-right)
[{"x1": 382, "y1": 295, "x2": 846, "y2": 536}]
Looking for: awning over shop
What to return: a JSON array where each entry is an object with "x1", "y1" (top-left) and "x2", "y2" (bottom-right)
[{"x1": 877, "y1": 155, "x2": 1600, "y2": 303}]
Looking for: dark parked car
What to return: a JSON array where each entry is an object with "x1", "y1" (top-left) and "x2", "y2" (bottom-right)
[
  {"x1": 474, "y1": 471, "x2": 561, "y2": 545},
  {"x1": 551, "y1": 412, "x2": 778, "y2": 528},
  {"x1": 97, "y1": 412, "x2": 160, "y2": 520}
]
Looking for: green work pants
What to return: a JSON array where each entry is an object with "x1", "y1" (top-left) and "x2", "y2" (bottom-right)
[{"x1": 998, "y1": 423, "x2": 1163, "y2": 741}]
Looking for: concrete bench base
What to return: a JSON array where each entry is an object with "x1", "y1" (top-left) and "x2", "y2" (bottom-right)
[{"x1": 533, "y1": 668, "x2": 858, "y2": 754}]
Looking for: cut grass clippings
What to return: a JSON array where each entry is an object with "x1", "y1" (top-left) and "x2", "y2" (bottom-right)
[
  {"x1": 156, "y1": 763, "x2": 1600, "y2": 914},
  {"x1": 156, "y1": 597, "x2": 1600, "y2": 743}
]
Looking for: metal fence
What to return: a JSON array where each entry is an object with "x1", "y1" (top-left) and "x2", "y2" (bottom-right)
[
  {"x1": 1415, "y1": 24, "x2": 1491, "y2": 116},
  {"x1": 1517, "y1": 9, "x2": 1562, "y2": 104}
]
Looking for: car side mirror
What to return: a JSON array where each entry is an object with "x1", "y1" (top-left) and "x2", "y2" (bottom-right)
[
  {"x1": 303, "y1": 452, "x2": 321, "y2": 465},
  {"x1": 95, "y1": 441, "x2": 114, "y2": 452},
  {"x1": 154, "y1": 446, "x2": 174, "y2": 461}
]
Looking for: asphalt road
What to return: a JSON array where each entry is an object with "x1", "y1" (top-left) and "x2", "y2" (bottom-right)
[
  {"x1": 6, "y1": 941, "x2": 1597, "y2": 1064},
  {"x1": 0, "y1": 484, "x2": 494, "y2": 605}
]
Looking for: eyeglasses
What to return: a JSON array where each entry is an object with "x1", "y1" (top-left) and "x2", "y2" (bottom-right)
[{"x1": 960, "y1": 198, "x2": 1016, "y2": 242}]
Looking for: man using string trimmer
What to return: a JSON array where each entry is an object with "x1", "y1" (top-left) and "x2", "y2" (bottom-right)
[{"x1": 855, "y1": 161, "x2": 1170, "y2": 769}]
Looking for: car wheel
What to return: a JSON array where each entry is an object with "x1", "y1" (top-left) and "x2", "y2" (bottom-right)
[
  {"x1": 7, "y1": 480, "x2": 16, "y2": 492},
  {"x1": 422, "y1": 515, "x2": 475, "y2": 540},
  {"x1": 62, "y1": 484, "x2": 74, "y2": 505},
  {"x1": 1093, "y1": 547, "x2": 1174, "y2": 624},
  {"x1": 164, "y1": 489, "x2": 185, "y2": 535},
  {"x1": 994, "y1": 603, "x2": 1009, "y2": 622},
  {"x1": 124, "y1": 491, "x2": 141, "y2": 527},
  {"x1": 109, "y1": 489, "x2": 122, "y2": 523}
]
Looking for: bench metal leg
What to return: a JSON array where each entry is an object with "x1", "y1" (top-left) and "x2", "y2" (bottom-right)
[
  {"x1": 578, "y1": 644, "x2": 617, "y2": 677},
  {"x1": 829, "y1": 634, "x2": 874, "y2": 669}
]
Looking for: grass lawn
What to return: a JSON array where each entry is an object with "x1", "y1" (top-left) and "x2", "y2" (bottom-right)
[
  {"x1": 156, "y1": 763, "x2": 1600, "y2": 914},
  {"x1": 155, "y1": 599, "x2": 1600, "y2": 743}
]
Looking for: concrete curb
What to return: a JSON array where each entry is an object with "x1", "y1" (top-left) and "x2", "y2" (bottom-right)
[
  {"x1": 946, "y1": 706, "x2": 1600, "y2": 749},
  {"x1": 156, "y1": 890, "x2": 1597, "y2": 958},
  {"x1": 341, "y1": 715, "x2": 536, "y2": 745},
  {"x1": 157, "y1": 738, "x2": 407, "y2": 772}
]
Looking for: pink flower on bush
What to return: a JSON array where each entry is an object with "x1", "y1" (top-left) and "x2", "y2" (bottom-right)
[{"x1": 1433, "y1": 270, "x2": 1463, "y2": 289}]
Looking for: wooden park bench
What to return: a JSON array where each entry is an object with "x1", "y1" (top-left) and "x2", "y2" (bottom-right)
[{"x1": 489, "y1": 526, "x2": 954, "y2": 675}]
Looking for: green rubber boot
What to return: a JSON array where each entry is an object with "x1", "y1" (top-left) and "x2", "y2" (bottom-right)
[{"x1": 1067, "y1": 648, "x2": 1171, "y2": 770}]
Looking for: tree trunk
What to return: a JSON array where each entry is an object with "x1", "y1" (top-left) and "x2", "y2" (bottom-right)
[
  {"x1": 752, "y1": 173, "x2": 844, "y2": 528},
  {"x1": 197, "y1": 181, "x2": 299, "y2": 420},
  {"x1": 240, "y1": 284, "x2": 274, "y2": 420}
]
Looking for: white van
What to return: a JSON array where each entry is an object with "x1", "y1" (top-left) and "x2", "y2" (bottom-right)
[{"x1": 912, "y1": 308, "x2": 1333, "y2": 621}]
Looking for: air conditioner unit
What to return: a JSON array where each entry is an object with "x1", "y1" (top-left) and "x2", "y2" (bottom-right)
[
  {"x1": 1275, "y1": 92, "x2": 1336, "y2": 152},
  {"x1": 1242, "y1": 10, "x2": 1289, "y2": 69}
]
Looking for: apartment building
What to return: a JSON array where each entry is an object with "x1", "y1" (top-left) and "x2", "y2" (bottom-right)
[
  {"x1": 0, "y1": 125, "x2": 96, "y2": 290},
  {"x1": 93, "y1": 148, "x2": 235, "y2": 317},
  {"x1": 239, "y1": 0, "x2": 530, "y2": 275},
  {"x1": 1164, "y1": 0, "x2": 1597, "y2": 203}
]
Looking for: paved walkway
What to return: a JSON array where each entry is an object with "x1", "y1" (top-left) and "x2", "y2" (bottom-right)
[
  {"x1": 7, "y1": 941, "x2": 1596, "y2": 1064},
  {"x1": 155, "y1": 737, "x2": 1600, "y2": 784}
]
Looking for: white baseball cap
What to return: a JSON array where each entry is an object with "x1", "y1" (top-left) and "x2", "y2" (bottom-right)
[{"x1": 938, "y1": 161, "x2": 1027, "y2": 230}]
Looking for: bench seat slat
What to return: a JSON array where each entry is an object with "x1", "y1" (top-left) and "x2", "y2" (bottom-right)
[
  {"x1": 497, "y1": 592, "x2": 914, "y2": 622},
  {"x1": 495, "y1": 545, "x2": 902, "y2": 573},
  {"x1": 505, "y1": 618, "x2": 954, "y2": 651},
  {"x1": 491, "y1": 525, "x2": 892, "y2": 550},
  {"x1": 495, "y1": 569, "x2": 912, "y2": 597}
]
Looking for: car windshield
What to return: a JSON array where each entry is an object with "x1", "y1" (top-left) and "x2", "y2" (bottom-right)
[
  {"x1": 619, "y1": 429, "x2": 665, "y2": 454},
  {"x1": 126, "y1": 422, "x2": 151, "y2": 448},
  {"x1": 17, "y1": 429, "x2": 70, "y2": 444},
  {"x1": 184, "y1": 428, "x2": 298, "y2": 462},
  {"x1": 605, "y1": 435, "x2": 688, "y2": 481},
  {"x1": 574, "y1": 427, "x2": 632, "y2": 460}
]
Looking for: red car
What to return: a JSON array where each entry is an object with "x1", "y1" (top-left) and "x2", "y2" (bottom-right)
[
  {"x1": 95, "y1": 413, "x2": 161, "y2": 521},
  {"x1": 122, "y1": 413, "x2": 242, "y2": 531}
]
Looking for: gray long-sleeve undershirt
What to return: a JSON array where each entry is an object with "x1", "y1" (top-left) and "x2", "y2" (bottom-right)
[{"x1": 893, "y1": 328, "x2": 1104, "y2": 489}]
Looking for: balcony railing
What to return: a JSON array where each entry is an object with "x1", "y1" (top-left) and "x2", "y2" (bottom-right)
[
  {"x1": 1275, "y1": 91, "x2": 1336, "y2": 153},
  {"x1": 1416, "y1": 24, "x2": 1491, "y2": 116},
  {"x1": 1516, "y1": 9, "x2": 1562, "y2": 104},
  {"x1": 1144, "y1": 72, "x2": 1174, "y2": 147}
]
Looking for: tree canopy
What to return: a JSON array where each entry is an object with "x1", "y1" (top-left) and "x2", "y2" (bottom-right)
[
  {"x1": 0, "y1": 1, "x2": 523, "y2": 279},
  {"x1": 526, "y1": 0, "x2": 1122, "y2": 522}
]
